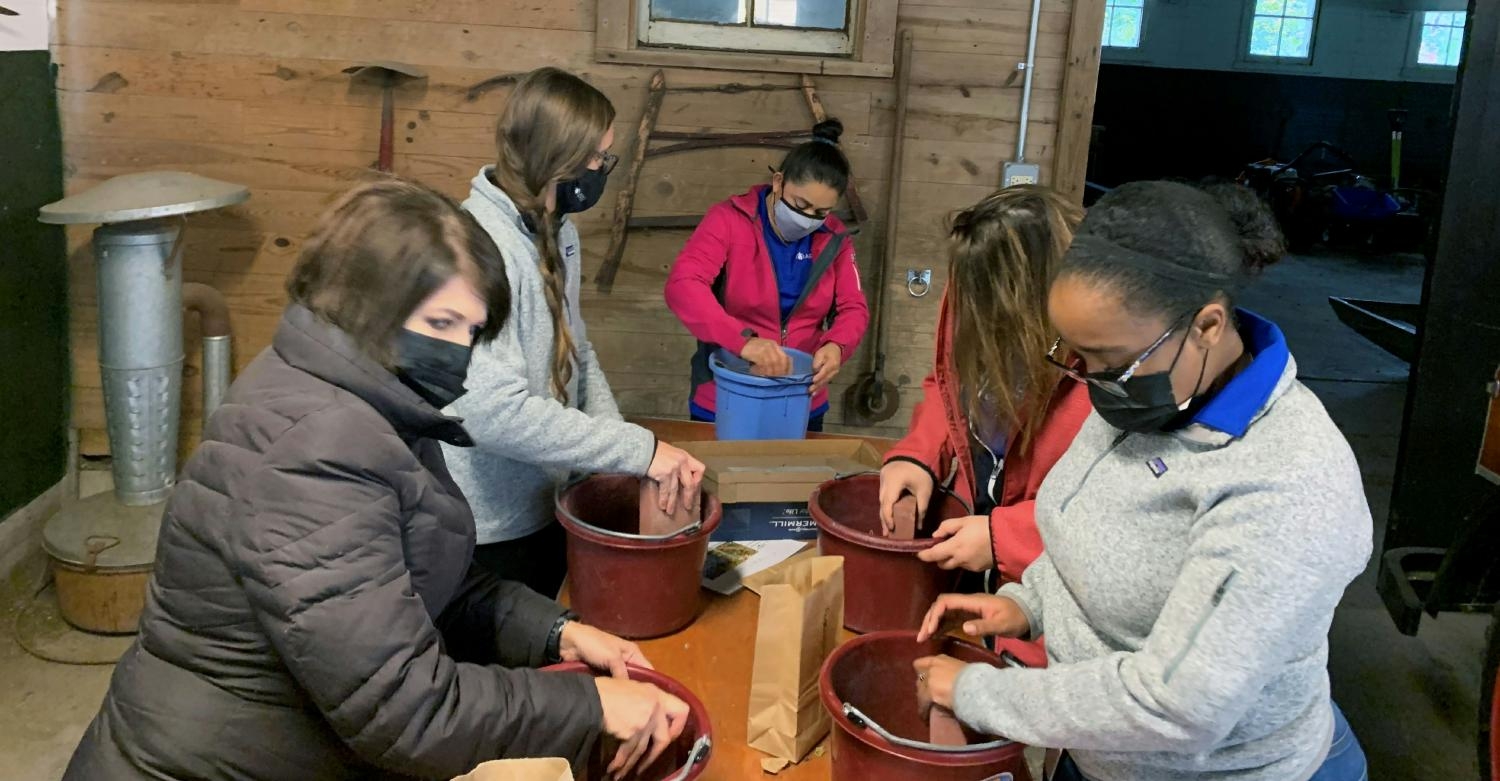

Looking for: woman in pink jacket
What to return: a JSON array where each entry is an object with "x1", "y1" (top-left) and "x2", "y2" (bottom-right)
[{"x1": 664, "y1": 119, "x2": 870, "y2": 430}]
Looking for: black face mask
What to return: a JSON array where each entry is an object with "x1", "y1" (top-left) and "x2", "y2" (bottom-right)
[
  {"x1": 393, "y1": 329, "x2": 473, "y2": 409},
  {"x1": 1088, "y1": 336, "x2": 1209, "y2": 433},
  {"x1": 555, "y1": 166, "x2": 609, "y2": 215}
]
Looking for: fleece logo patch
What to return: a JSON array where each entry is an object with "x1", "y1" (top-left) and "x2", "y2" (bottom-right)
[
  {"x1": 1147, "y1": 457, "x2": 1168, "y2": 478},
  {"x1": 565, "y1": 244, "x2": 577, "y2": 257}
]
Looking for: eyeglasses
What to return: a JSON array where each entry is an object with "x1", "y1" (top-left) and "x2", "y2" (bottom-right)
[
  {"x1": 591, "y1": 151, "x2": 620, "y2": 175},
  {"x1": 1045, "y1": 315, "x2": 1187, "y2": 398}
]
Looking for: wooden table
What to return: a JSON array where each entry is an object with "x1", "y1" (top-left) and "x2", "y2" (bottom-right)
[{"x1": 596, "y1": 419, "x2": 895, "y2": 780}]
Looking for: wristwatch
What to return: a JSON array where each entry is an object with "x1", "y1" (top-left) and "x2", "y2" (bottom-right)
[
  {"x1": 545, "y1": 611, "x2": 578, "y2": 664},
  {"x1": 741, "y1": 327, "x2": 757, "y2": 339}
]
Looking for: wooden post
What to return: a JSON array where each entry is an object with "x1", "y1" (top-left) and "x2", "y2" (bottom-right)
[
  {"x1": 1052, "y1": 0, "x2": 1107, "y2": 204},
  {"x1": 595, "y1": 69, "x2": 666, "y2": 293}
]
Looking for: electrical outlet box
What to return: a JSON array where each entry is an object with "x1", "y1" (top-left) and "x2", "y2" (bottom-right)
[{"x1": 1002, "y1": 161, "x2": 1041, "y2": 188}]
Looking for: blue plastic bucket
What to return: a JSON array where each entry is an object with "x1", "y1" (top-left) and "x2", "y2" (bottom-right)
[{"x1": 710, "y1": 347, "x2": 814, "y2": 440}]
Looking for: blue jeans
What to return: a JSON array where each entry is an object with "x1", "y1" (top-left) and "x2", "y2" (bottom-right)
[{"x1": 1050, "y1": 702, "x2": 1367, "y2": 781}]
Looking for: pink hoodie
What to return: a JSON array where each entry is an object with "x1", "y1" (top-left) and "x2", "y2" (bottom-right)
[{"x1": 664, "y1": 185, "x2": 870, "y2": 413}]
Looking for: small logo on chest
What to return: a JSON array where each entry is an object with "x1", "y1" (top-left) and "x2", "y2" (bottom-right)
[
  {"x1": 565, "y1": 245, "x2": 577, "y2": 257},
  {"x1": 1147, "y1": 457, "x2": 1169, "y2": 478}
]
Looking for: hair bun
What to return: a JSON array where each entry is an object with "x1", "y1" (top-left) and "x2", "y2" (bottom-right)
[
  {"x1": 811, "y1": 118, "x2": 844, "y2": 146},
  {"x1": 1201, "y1": 182, "x2": 1286, "y2": 272}
]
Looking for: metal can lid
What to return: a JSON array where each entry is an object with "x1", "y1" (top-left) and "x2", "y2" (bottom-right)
[
  {"x1": 39, "y1": 171, "x2": 249, "y2": 226},
  {"x1": 42, "y1": 493, "x2": 162, "y2": 569}
]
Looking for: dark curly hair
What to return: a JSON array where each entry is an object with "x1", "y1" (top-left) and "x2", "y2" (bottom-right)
[{"x1": 1056, "y1": 180, "x2": 1286, "y2": 319}]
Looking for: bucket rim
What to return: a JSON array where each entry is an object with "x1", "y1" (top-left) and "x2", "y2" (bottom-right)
[
  {"x1": 555, "y1": 476, "x2": 723, "y2": 547},
  {"x1": 818, "y1": 630, "x2": 1026, "y2": 765},
  {"x1": 710, "y1": 347, "x2": 814, "y2": 387},
  {"x1": 809, "y1": 475, "x2": 972, "y2": 553},
  {"x1": 541, "y1": 661, "x2": 714, "y2": 780}
]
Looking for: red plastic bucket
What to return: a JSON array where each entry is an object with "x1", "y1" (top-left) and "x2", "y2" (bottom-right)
[
  {"x1": 819, "y1": 631, "x2": 1032, "y2": 781},
  {"x1": 556, "y1": 474, "x2": 721, "y2": 639},
  {"x1": 811, "y1": 474, "x2": 968, "y2": 633},
  {"x1": 543, "y1": 662, "x2": 713, "y2": 781}
]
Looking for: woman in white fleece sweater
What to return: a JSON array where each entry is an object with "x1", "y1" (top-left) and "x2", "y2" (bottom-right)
[
  {"x1": 445, "y1": 67, "x2": 704, "y2": 600},
  {"x1": 914, "y1": 181, "x2": 1372, "y2": 781}
]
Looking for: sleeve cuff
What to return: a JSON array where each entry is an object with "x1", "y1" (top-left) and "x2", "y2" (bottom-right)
[
  {"x1": 997, "y1": 582, "x2": 1042, "y2": 641},
  {"x1": 882, "y1": 455, "x2": 939, "y2": 486}
]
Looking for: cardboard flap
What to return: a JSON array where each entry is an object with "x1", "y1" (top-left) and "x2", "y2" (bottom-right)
[{"x1": 681, "y1": 440, "x2": 882, "y2": 504}]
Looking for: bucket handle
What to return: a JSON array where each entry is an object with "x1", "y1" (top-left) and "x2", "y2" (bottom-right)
[
  {"x1": 663, "y1": 735, "x2": 712, "y2": 781},
  {"x1": 841, "y1": 703, "x2": 1014, "y2": 754},
  {"x1": 553, "y1": 484, "x2": 705, "y2": 542},
  {"x1": 710, "y1": 352, "x2": 813, "y2": 384}
]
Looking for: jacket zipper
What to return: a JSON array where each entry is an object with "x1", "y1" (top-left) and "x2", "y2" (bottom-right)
[
  {"x1": 966, "y1": 385, "x2": 1003, "y2": 506},
  {"x1": 1163, "y1": 569, "x2": 1239, "y2": 684},
  {"x1": 1059, "y1": 430, "x2": 1130, "y2": 513}
]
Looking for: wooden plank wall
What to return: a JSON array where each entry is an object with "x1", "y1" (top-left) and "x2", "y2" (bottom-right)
[{"x1": 54, "y1": 0, "x2": 1097, "y2": 456}]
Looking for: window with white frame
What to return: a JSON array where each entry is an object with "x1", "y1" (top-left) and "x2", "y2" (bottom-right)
[
  {"x1": 641, "y1": 0, "x2": 855, "y2": 56},
  {"x1": 1103, "y1": 0, "x2": 1145, "y2": 49},
  {"x1": 1248, "y1": 0, "x2": 1317, "y2": 60},
  {"x1": 1416, "y1": 11, "x2": 1465, "y2": 67}
]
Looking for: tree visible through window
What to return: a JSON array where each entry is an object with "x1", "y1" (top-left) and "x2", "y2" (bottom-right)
[
  {"x1": 1248, "y1": 0, "x2": 1317, "y2": 59},
  {"x1": 643, "y1": 0, "x2": 854, "y2": 54},
  {"x1": 1103, "y1": 0, "x2": 1144, "y2": 48},
  {"x1": 1417, "y1": 11, "x2": 1465, "y2": 67}
]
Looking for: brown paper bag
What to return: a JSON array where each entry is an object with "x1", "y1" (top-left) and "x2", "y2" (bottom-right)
[
  {"x1": 890, "y1": 494, "x2": 919, "y2": 539},
  {"x1": 746, "y1": 555, "x2": 845, "y2": 764},
  {"x1": 451, "y1": 758, "x2": 573, "y2": 781},
  {"x1": 639, "y1": 478, "x2": 700, "y2": 536}
]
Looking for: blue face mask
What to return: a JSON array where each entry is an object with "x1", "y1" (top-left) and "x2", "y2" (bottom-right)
[{"x1": 772, "y1": 196, "x2": 825, "y2": 242}]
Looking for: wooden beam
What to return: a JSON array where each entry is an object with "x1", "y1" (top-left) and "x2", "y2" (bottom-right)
[
  {"x1": 1052, "y1": 0, "x2": 1106, "y2": 204},
  {"x1": 801, "y1": 73, "x2": 869, "y2": 226},
  {"x1": 595, "y1": 69, "x2": 665, "y2": 293}
]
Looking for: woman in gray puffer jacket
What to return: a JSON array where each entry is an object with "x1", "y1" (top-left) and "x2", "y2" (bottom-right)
[{"x1": 64, "y1": 180, "x2": 687, "y2": 781}]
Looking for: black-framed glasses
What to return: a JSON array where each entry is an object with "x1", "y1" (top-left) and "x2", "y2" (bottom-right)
[
  {"x1": 592, "y1": 151, "x2": 620, "y2": 175},
  {"x1": 1045, "y1": 316, "x2": 1186, "y2": 398}
]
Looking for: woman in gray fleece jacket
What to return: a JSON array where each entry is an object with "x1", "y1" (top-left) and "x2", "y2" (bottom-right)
[
  {"x1": 915, "y1": 182, "x2": 1372, "y2": 781},
  {"x1": 446, "y1": 68, "x2": 704, "y2": 598}
]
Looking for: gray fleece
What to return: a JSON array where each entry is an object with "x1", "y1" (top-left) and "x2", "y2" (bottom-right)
[
  {"x1": 953, "y1": 355, "x2": 1372, "y2": 781},
  {"x1": 445, "y1": 167, "x2": 655, "y2": 544}
]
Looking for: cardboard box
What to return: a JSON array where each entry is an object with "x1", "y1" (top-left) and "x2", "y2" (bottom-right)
[{"x1": 680, "y1": 439, "x2": 884, "y2": 541}]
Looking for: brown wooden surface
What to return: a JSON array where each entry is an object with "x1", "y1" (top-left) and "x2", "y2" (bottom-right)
[
  {"x1": 56, "y1": 0, "x2": 1100, "y2": 455},
  {"x1": 574, "y1": 421, "x2": 895, "y2": 779},
  {"x1": 1051, "y1": 0, "x2": 1107, "y2": 204}
]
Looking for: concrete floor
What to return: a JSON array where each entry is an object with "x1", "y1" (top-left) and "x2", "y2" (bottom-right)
[{"x1": 0, "y1": 250, "x2": 1488, "y2": 780}]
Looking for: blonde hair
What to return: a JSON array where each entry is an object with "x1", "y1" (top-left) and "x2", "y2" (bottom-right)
[
  {"x1": 947, "y1": 185, "x2": 1082, "y2": 452},
  {"x1": 491, "y1": 67, "x2": 615, "y2": 403}
]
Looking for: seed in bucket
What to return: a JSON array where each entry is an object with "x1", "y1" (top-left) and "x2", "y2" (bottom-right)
[
  {"x1": 928, "y1": 704, "x2": 971, "y2": 746},
  {"x1": 889, "y1": 494, "x2": 919, "y2": 540},
  {"x1": 639, "y1": 479, "x2": 701, "y2": 536}
]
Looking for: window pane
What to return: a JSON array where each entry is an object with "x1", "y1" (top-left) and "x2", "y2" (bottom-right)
[
  {"x1": 753, "y1": 0, "x2": 847, "y2": 30},
  {"x1": 1455, "y1": 12, "x2": 1467, "y2": 26},
  {"x1": 1256, "y1": 0, "x2": 1285, "y2": 14},
  {"x1": 1280, "y1": 17, "x2": 1312, "y2": 57},
  {"x1": 1101, "y1": 7, "x2": 1115, "y2": 44},
  {"x1": 1446, "y1": 29, "x2": 1464, "y2": 66},
  {"x1": 1114, "y1": 7, "x2": 1143, "y2": 47},
  {"x1": 652, "y1": 0, "x2": 745, "y2": 24},
  {"x1": 1285, "y1": 0, "x2": 1315, "y2": 19},
  {"x1": 1116, "y1": 0, "x2": 1145, "y2": 7},
  {"x1": 1250, "y1": 17, "x2": 1283, "y2": 56},
  {"x1": 1419, "y1": 24, "x2": 1448, "y2": 64}
]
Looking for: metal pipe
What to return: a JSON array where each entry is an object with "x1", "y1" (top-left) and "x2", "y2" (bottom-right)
[
  {"x1": 1015, "y1": 0, "x2": 1044, "y2": 162},
  {"x1": 93, "y1": 219, "x2": 185, "y2": 506},
  {"x1": 183, "y1": 282, "x2": 232, "y2": 429}
]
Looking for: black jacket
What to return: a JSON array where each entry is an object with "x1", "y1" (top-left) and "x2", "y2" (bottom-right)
[{"x1": 65, "y1": 305, "x2": 602, "y2": 780}]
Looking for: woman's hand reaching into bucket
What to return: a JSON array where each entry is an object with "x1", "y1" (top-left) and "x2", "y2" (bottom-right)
[
  {"x1": 647, "y1": 442, "x2": 705, "y2": 516},
  {"x1": 917, "y1": 516, "x2": 995, "y2": 572},
  {"x1": 913, "y1": 654, "x2": 967, "y2": 714},
  {"x1": 810, "y1": 342, "x2": 842, "y2": 395},
  {"x1": 740, "y1": 337, "x2": 792, "y2": 377},
  {"x1": 595, "y1": 677, "x2": 690, "y2": 780},
  {"x1": 916, "y1": 593, "x2": 1030, "y2": 643},
  {"x1": 878, "y1": 461, "x2": 934, "y2": 535},
  {"x1": 560, "y1": 621, "x2": 654, "y2": 679}
]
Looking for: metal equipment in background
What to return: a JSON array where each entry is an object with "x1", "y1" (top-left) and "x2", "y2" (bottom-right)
[
  {"x1": 1001, "y1": 0, "x2": 1044, "y2": 188},
  {"x1": 343, "y1": 61, "x2": 428, "y2": 173},
  {"x1": 37, "y1": 171, "x2": 246, "y2": 634}
]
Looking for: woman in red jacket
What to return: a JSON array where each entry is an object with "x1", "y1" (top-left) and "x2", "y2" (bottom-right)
[
  {"x1": 664, "y1": 119, "x2": 870, "y2": 430},
  {"x1": 879, "y1": 185, "x2": 1089, "y2": 667}
]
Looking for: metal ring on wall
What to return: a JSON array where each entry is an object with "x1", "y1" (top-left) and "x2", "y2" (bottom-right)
[{"x1": 906, "y1": 269, "x2": 932, "y2": 298}]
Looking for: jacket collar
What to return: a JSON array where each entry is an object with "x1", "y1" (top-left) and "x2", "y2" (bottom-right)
[
  {"x1": 1172, "y1": 309, "x2": 1296, "y2": 447},
  {"x1": 273, "y1": 305, "x2": 474, "y2": 447},
  {"x1": 728, "y1": 184, "x2": 848, "y2": 236},
  {"x1": 470, "y1": 165, "x2": 571, "y2": 237}
]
